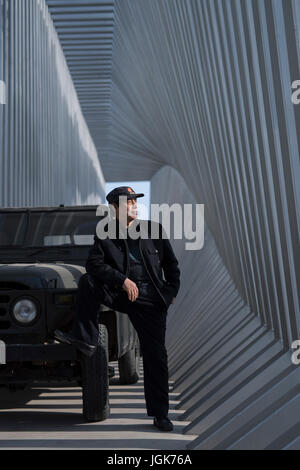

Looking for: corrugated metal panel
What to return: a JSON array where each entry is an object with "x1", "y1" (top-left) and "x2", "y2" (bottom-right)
[
  {"x1": 106, "y1": 0, "x2": 299, "y2": 450},
  {"x1": 152, "y1": 163, "x2": 300, "y2": 450},
  {"x1": 46, "y1": 0, "x2": 115, "y2": 169},
  {"x1": 0, "y1": 0, "x2": 105, "y2": 206}
]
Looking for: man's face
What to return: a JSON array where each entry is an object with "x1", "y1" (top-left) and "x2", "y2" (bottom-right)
[
  {"x1": 126, "y1": 197, "x2": 138, "y2": 219},
  {"x1": 114, "y1": 197, "x2": 138, "y2": 221}
]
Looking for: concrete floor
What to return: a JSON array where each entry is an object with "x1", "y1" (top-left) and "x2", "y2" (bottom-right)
[{"x1": 0, "y1": 362, "x2": 197, "y2": 450}]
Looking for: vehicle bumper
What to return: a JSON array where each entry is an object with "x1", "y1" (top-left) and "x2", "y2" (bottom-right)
[{"x1": 5, "y1": 343, "x2": 77, "y2": 362}]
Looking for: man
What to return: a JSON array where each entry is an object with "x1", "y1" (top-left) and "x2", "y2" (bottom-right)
[{"x1": 55, "y1": 186, "x2": 180, "y2": 432}]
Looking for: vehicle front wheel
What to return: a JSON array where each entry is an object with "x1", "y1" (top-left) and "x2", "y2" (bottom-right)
[{"x1": 79, "y1": 324, "x2": 110, "y2": 422}]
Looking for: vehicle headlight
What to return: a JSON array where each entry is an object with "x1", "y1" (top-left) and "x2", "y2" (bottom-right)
[{"x1": 11, "y1": 298, "x2": 38, "y2": 325}]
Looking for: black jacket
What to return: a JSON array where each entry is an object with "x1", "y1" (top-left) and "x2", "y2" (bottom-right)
[{"x1": 85, "y1": 217, "x2": 181, "y2": 310}]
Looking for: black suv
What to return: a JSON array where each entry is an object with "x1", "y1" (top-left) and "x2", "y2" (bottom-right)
[{"x1": 0, "y1": 205, "x2": 140, "y2": 422}]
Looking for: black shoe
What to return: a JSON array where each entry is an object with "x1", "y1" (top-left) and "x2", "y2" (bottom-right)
[
  {"x1": 153, "y1": 416, "x2": 174, "y2": 432},
  {"x1": 54, "y1": 330, "x2": 96, "y2": 358}
]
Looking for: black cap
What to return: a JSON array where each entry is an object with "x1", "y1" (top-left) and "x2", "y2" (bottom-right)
[{"x1": 106, "y1": 186, "x2": 144, "y2": 204}]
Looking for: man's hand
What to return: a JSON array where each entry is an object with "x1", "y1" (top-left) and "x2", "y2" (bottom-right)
[{"x1": 122, "y1": 278, "x2": 139, "y2": 302}]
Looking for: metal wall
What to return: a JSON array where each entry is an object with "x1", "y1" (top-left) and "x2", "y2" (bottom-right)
[
  {"x1": 107, "y1": 0, "x2": 300, "y2": 449},
  {"x1": 0, "y1": 0, "x2": 106, "y2": 207},
  {"x1": 152, "y1": 164, "x2": 300, "y2": 450},
  {"x1": 46, "y1": 0, "x2": 115, "y2": 164}
]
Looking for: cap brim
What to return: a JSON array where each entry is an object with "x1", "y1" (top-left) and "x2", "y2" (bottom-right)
[{"x1": 127, "y1": 193, "x2": 144, "y2": 199}]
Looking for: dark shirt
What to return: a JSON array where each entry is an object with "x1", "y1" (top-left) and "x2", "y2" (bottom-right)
[
  {"x1": 125, "y1": 232, "x2": 164, "y2": 306},
  {"x1": 126, "y1": 234, "x2": 150, "y2": 283},
  {"x1": 123, "y1": 227, "x2": 168, "y2": 310}
]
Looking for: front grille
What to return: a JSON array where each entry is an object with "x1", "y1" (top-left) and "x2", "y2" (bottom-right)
[{"x1": 0, "y1": 294, "x2": 10, "y2": 328}]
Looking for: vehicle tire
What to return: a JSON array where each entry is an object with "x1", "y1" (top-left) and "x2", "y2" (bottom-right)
[
  {"x1": 80, "y1": 324, "x2": 110, "y2": 422},
  {"x1": 118, "y1": 344, "x2": 141, "y2": 385}
]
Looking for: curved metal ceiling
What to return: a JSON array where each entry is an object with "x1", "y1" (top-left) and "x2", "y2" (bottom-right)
[{"x1": 46, "y1": 0, "x2": 115, "y2": 158}]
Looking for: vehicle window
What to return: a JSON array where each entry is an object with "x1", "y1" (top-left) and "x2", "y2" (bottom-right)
[
  {"x1": 74, "y1": 235, "x2": 95, "y2": 245},
  {"x1": 26, "y1": 211, "x2": 99, "y2": 247},
  {"x1": 44, "y1": 235, "x2": 72, "y2": 246},
  {"x1": 0, "y1": 213, "x2": 27, "y2": 246}
]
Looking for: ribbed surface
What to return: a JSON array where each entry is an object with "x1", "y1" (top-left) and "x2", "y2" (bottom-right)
[
  {"x1": 152, "y1": 165, "x2": 300, "y2": 450},
  {"x1": 46, "y1": 0, "x2": 115, "y2": 157},
  {"x1": 109, "y1": 0, "x2": 300, "y2": 449},
  {"x1": 107, "y1": 0, "x2": 299, "y2": 347},
  {"x1": 0, "y1": 0, "x2": 105, "y2": 206}
]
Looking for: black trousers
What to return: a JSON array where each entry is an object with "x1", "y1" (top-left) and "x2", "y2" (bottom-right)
[{"x1": 71, "y1": 273, "x2": 169, "y2": 418}]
